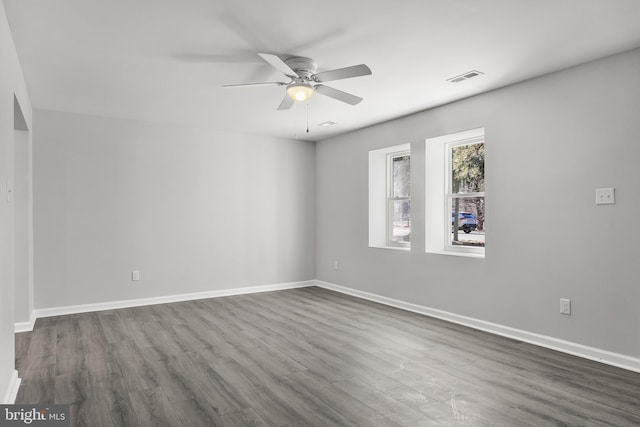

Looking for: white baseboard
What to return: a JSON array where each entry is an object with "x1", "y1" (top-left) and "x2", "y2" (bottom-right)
[
  {"x1": 33, "y1": 280, "x2": 314, "y2": 319},
  {"x1": 14, "y1": 311, "x2": 36, "y2": 333},
  {"x1": 2, "y1": 370, "x2": 21, "y2": 404},
  {"x1": 314, "y1": 280, "x2": 640, "y2": 374}
]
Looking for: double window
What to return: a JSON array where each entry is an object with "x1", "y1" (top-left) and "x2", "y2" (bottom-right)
[{"x1": 369, "y1": 129, "x2": 484, "y2": 257}]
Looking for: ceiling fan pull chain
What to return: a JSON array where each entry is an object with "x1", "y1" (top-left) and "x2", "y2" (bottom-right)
[{"x1": 306, "y1": 104, "x2": 310, "y2": 134}]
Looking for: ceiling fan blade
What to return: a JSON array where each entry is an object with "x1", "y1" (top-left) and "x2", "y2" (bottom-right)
[
  {"x1": 258, "y1": 53, "x2": 299, "y2": 78},
  {"x1": 277, "y1": 95, "x2": 295, "y2": 110},
  {"x1": 313, "y1": 64, "x2": 372, "y2": 82},
  {"x1": 222, "y1": 82, "x2": 287, "y2": 88},
  {"x1": 315, "y1": 84, "x2": 363, "y2": 105}
]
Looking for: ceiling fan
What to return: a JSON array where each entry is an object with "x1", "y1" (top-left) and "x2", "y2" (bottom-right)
[{"x1": 223, "y1": 53, "x2": 372, "y2": 110}]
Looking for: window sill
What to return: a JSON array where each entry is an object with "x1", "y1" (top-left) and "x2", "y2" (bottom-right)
[
  {"x1": 369, "y1": 245, "x2": 411, "y2": 251},
  {"x1": 426, "y1": 250, "x2": 484, "y2": 259}
]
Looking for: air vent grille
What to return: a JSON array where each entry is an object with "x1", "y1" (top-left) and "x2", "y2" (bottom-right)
[
  {"x1": 447, "y1": 70, "x2": 484, "y2": 83},
  {"x1": 318, "y1": 121, "x2": 336, "y2": 127}
]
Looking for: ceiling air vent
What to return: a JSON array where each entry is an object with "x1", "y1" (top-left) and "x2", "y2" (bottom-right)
[
  {"x1": 447, "y1": 70, "x2": 484, "y2": 83},
  {"x1": 318, "y1": 121, "x2": 337, "y2": 127}
]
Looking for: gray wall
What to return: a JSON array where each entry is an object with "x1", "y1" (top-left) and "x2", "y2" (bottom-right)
[
  {"x1": 33, "y1": 110, "x2": 316, "y2": 309},
  {"x1": 0, "y1": 2, "x2": 32, "y2": 402},
  {"x1": 316, "y1": 48, "x2": 640, "y2": 358}
]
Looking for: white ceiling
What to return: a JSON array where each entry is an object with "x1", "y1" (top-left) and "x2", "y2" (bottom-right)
[{"x1": 4, "y1": 0, "x2": 640, "y2": 141}]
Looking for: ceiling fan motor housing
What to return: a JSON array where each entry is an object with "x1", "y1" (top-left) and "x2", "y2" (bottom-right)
[{"x1": 284, "y1": 56, "x2": 318, "y2": 80}]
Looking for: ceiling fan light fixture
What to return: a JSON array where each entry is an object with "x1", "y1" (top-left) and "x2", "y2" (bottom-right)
[{"x1": 286, "y1": 81, "x2": 314, "y2": 101}]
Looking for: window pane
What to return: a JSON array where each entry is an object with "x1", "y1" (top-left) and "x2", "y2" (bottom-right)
[
  {"x1": 451, "y1": 143, "x2": 484, "y2": 193},
  {"x1": 392, "y1": 199, "x2": 411, "y2": 243},
  {"x1": 450, "y1": 197, "x2": 484, "y2": 247},
  {"x1": 393, "y1": 155, "x2": 410, "y2": 198}
]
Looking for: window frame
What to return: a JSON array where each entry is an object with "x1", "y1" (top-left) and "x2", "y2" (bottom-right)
[
  {"x1": 386, "y1": 150, "x2": 411, "y2": 248},
  {"x1": 445, "y1": 138, "x2": 485, "y2": 255},
  {"x1": 425, "y1": 127, "x2": 485, "y2": 258},
  {"x1": 369, "y1": 143, "x2": 410, "y2": 251}
]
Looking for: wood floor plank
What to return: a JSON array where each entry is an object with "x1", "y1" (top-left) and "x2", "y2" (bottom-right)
[
  {"x1": 198, "y1": 355, "x2": 302, "y2": 426},
  {"x1": 126, "y1": 387, "x2": 183, "y2": 426},
  {"x1": 14, "y1": 286, "x2": 640, "y2": 426},
  {"x1": 280, "y1": 370, "x2": 403, "y2": 427},
  {"x1": 170, "y1": 397, "x2": 224, "y2": 427},
  {"x1": 219, "y1": 408, "x2": 270, "y2": 427},
  {"x1": 332, "y1": 377, "x2": 435, "y2": 426}
]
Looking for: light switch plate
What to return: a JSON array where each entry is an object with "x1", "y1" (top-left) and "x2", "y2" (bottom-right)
[
  {"x1": 595, "y1": 188, "x2": 615, "y2": 205},
  {"x1": 560, "y1": 298, "x2": 571, "y2": 315}
]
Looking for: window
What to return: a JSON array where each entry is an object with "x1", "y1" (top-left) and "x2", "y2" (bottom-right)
[
  {"x1": 425, "y1": 128, "x2": 485, "y2": 257},
  {"x1": 369, "y1": 143, "x2": 410, "y2": 250},
  {"x1": 447, "y1": 140, "x2": 484, "y2": 252},
  {"x1": 388, "y1": 151, "x2": 411, "y2": 246}
]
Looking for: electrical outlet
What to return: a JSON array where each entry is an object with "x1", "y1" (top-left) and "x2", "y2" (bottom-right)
[
  {"x1": 559, "y1": 298, "x2": 571, "y2": 315},
  {"x1": 595, "y1": 188, "x2": 615, "y2": 205},
  {"x1": 333, "y1": 260, "x2": 339, "y2": 270},
  {"x1": 132, "y1": 270, "x2": 140, "y2": 281}
]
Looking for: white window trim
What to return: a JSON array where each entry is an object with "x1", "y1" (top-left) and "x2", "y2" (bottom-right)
[
  {"x1": 369, "y1": 143, "x2": 410, "y2": 250},
  {"x1": 425, "y1": 128, "x2": 485, "y2": 258}
]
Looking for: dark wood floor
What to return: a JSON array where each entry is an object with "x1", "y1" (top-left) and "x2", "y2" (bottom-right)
[{"x1": 15, "y1": 287, "x2": 640, "y2": 426}]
